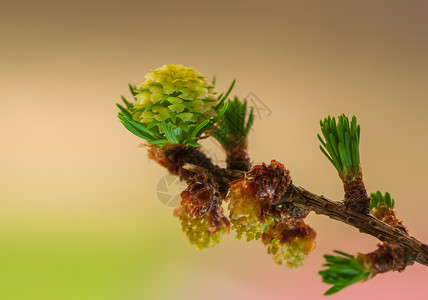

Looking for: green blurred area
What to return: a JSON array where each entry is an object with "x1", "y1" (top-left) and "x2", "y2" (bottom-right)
[{"x1": 0, "y1": 219, "x2": 185, "y2": 300}]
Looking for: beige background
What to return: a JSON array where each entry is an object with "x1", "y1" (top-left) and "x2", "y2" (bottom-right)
[{"x1": 1, "y1": 1, "x2": 428, "y2": 299}]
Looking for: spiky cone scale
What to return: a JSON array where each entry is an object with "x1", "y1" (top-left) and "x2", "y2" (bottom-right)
[
  {"x1": 174, "y1": 172, "x2": 230, "y2": 249},
  {"x1": 225, "y1": 137, "x2": 251, "y2": 172},
  {"x1": 262, "y1": 217, "x2": 317, "y2": 268},
  {"x1": 227, "y1": 160, "x2": 292, "y2": 241},
  {"x1": 242, "y1": 160, "x2": 291, "y2": 206}
]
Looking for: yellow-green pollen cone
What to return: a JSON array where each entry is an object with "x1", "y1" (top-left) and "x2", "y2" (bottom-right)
[
  {"x1": 133, "y1": 64, "x2": 217, "y2": 133},
  {"x1": 228, "y1": 187, "x2": 275, "y2": 241},
  {"x1": 262, "y1": 219, "x2": 317, "y2": 269},
  {"x1": 175, "y1": 205, "x2": 227, "y2": 250},
  {"x1": 265, "y1": 235, "x2": 316, "y2": 268}
]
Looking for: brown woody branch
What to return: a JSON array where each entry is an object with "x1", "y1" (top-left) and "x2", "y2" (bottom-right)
[
  {"x1": 281, "y1": 184, "x2": 428, "y2": 266},
  {"x1": 149, "y1": 144, "x2": 428, "y2": 267}
]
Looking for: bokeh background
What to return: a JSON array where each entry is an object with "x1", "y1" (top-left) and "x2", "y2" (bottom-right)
[{"x1": 1, "y1": 0, "x2": 428, "y2": 299}]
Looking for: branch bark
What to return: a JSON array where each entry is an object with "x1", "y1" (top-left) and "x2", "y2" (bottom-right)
[
  {"x1": 149, "y1": 145, "x2": 428, "y2": 267},
  {"x1": 281, "y1": 184, "x2": 428, "y2": 266}
]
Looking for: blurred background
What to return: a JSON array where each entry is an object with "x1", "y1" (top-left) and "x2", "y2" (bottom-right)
[{"x1": 1, "y1": 0, "x2": 428, "y2": 299}]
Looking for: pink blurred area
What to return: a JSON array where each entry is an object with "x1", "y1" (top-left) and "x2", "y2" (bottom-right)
[{"x1": 1, "y1": 0, "x2": 428, "y2": 299}]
